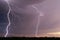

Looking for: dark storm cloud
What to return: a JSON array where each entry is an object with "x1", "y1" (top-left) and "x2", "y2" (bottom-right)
[
  {"x1": 0, "y1": 0, "x2": 9, "y2": 36},
  {"x1": 0, "y1": 0, "x2": 9, "y2": 23}
]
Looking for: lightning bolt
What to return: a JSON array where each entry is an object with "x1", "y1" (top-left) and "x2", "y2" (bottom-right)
[
  {"x1": 4, "y1": 0, "x2": 11, "y2": 37},
  {"x1": 32, "y1": 5, "x2": 44, "y2": 37}
]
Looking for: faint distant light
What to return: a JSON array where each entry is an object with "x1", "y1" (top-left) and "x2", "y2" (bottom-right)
[{"x1": 47, "y1": 32, "x2": 60, "y2": 35}]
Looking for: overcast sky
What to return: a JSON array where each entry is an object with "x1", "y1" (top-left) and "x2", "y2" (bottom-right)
[{"x1": 0, "y1": 0, "x2": 60, "y2": 37}]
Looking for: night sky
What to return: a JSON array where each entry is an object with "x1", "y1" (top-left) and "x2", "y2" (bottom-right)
[{"x1": 0, "y1": 0, "x2": 60, "y2": 37}]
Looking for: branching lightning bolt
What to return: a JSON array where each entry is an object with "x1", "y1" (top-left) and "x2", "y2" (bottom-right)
[
  {"x1": 32, "y1": 5, "x2": 44, "y2": 37},
  {"x1": 4, "y1": 0, "x2": 11, "y2": 37}
]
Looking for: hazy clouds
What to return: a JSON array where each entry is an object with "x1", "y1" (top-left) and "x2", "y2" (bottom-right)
[
  {"x1": 0, "y1": 0, "x2": 60, "y2": 37},
  {"x1": 8, "y1": 0, "x2": 60, "y2": 37}
]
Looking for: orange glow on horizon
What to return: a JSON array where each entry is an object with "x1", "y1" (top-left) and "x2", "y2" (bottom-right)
[{"x1": 47, "y1": 32, "x2": 60, "y2": 35}]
